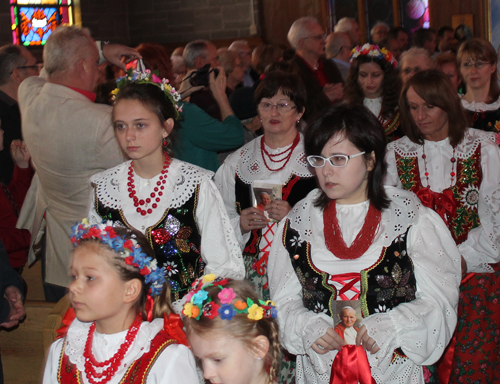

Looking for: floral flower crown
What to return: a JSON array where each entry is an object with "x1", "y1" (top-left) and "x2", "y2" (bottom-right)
[
  {"x1": 183, "y1": 274, "x2": 278, "y2": 322},
  {"x1": 350, "y1": 44, "x2": 397, "y2": 69},
  {"x1": 71, "y1": 219, "x2": 167, "y2": 296},
  {"x1": 111, "y1": 59, "x2": 183, "y2": 120}
]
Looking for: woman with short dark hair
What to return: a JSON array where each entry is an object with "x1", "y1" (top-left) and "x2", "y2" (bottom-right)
[
  {"x1": 386, "y1": 69, "x2": 500, "y2": 384},
  {"x1": 268, "y1": 103, "x2": 461, "y2": 384},
  {"x1": 344, "y1": 44, "x2": 403, "y2": 142}
]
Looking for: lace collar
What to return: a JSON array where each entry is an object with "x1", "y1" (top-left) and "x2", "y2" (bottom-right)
[
  {"x1": 63, "y1": 318, "x2": 164, "y2": 373},
  {"x1": 387, "y1": 128, "x2": 497, "y2": 159},
  {"x1": 460, "y1": 96, "x2": 500, "y2": 111},
  {"x1": 91, "y1": 159, "x2": 214, "y2": 211},
  {"x1": 287, "y1": 186, "x2": 424, "y2": 250},
  {"x1": 224, "y1": 134, "x2": 314, "y2": 184}
]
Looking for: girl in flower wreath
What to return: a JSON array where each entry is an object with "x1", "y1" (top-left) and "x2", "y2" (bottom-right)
[
  {"x1": 344, "y1": 44, "x2": 404, "y2": 143},
  {"x1": 89, "y1": 64, "x2": 244, "y2": 307},
  {"x1": 43, "y1": 220, "x2": 199, "y2": 384},
  {"x1": 183, "y1": 275, "x2": 281, "y2": 384}
]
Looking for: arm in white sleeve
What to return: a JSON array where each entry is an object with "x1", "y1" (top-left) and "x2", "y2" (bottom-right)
[
  {"x1": 196, "y1": 178, "x2": 245, "y2": 279},
  {"x1": 384, "y1": 144, "x2": 403, "y2": 187},
  {"x1": 214, "y1": 161, "x2": 251, "y2": 248},
  {"x1": 43, "y1": 339, "x2": 64, "y2": 384},
  {"x1": 150, "y1": 344, "x2": 200, "y2": 384},
  {"x1": 268, "y1": 219, "x2": 337, "y2": 375},
  {"x1": 363, "y1": 208, "x2": 461, "y2": 372},
  {"x1": 458, "y1": 140, "x2": 500, "y2": 272}
]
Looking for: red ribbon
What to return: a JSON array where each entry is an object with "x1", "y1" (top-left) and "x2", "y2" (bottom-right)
[
  {"x1": 56, "y1": 307, "x2": 76, "y2": 339},
  {"x1": 330, "y1": 345, "x2": 376, "y2": 384},
  {"x1": 145, "y1": 294, "x2": 154, "y2": 322},
  {"x1": 416, "y1": 187, "x2": 457, "y2": 225},
  {"x1": 163, "y1": 313, "x2": 189, "y2": 346}
]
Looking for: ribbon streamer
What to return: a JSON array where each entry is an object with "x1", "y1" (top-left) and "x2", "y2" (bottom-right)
[
  {"x1": 330, "y1": 345, "x2": 376, "y2": 384},
  {"x1": 163, "y1": 313, "x2": 188, "y2": 346}
]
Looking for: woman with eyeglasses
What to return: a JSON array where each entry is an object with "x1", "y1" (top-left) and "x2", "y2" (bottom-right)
[
  {"x1": 458, "y1": 38, "x2": 500, "y2": 132},
  {"x1": 385, "y1": 69, "x2": 500, "y2": 384},
  {"x1": 344, "y1": 44, "x2": 404, "y2": 142},
  {"x1": 267, "y1": 103, "x2": 461, "y2": 384},
  {"x1": 214, "y1": 70, "x2": 316, "y2": 384}
]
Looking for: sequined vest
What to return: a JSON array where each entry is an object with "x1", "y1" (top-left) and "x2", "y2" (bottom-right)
[
  {"x1": 57, "y1": 330, "x2": 177, "y2": 384},
  {"x1": 282, "y1": 220, "x2": 416, "y2": 357},
  {"x1": 380, "y1": 109, "x2": 403, "y2": 143},
  {"x1": 466, "y1": 108, "x2": 500, "y2": 133},
  {"x1": 395, "y1": 144, "x2": 482, "y2": 245},
  {"x1": 95, "y1": 187, "x2": 204, "y2": 301},
  {"x1": 235, "y1": 174, "x2": 316, "y2": 257}
]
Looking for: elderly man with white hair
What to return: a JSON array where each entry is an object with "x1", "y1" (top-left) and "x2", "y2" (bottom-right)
[
  {"x1": 288, "y1": 17, "x2": 344, "y2": 121},
  {"x1": 399, "y1": 47, "x2": 434, "y2": 85},
  {"x1": 228, "y1": 39, "x2": 259, "y2": 87},
  {"x1": 334, "y1": 17, "x2": 362, "y2": 46},
  {"x1": 371, "y1": 21, "x2": 390, "y2": 45},
  {"x1": 18, "y1": 26, "x2": 139, "y2": 301}
]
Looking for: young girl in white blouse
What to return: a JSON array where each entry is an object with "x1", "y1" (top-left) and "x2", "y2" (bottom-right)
[
  {"x1": 43, "y1": 220, "x2": 199, "y2": 384},
  {"x1": 89, "y1": 68, "x2": 244, "y2": 306},
  {"x1": 268, "y1": 104, "x2": 462, "y2": 384}
]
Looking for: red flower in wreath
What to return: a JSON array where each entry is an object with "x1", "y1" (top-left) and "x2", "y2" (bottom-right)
[
  {"x1": 123, "y1": 239, "x2": 134, "y2": 251},
  {"x1": 202, "y1": 301, "x2": 220, "y2": 319}
]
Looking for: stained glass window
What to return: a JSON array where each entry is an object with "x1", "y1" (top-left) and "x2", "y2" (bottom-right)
[{"x1": 10, "y1": 0, "x2": 74, "y2": 46}]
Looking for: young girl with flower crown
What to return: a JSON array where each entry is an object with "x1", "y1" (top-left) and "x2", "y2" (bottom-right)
[
  {"x1": 183, "y1": 275, "x2": 280, "y2": 384},
  {"x1": 43, "y1": 220, "x2": 199, "y2": 384},
  {"x1": 88, "y1": 64, "x2": 244, "y2": 307}
]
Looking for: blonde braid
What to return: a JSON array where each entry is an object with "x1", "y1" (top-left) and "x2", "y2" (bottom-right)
[{"x1": 267, "y1": 318, "x2": 281, "y2": 383}]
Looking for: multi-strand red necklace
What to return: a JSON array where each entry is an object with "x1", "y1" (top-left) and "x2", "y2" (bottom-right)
[
  {"x1": 260, "y1": 132, "x2": 300, "y2": 172},
  {"x1": 83, "y1": 313, "x2": 142, "y2": 384},
  {"x1": 323, "y1": 201, "x2": 381, "y2": 259},
  {"x1": 128, "y1": 153, "x2": 171, "y2": 216},
  {"x1": 421, "y1": 144, "x2": 456, "y2": 189}
]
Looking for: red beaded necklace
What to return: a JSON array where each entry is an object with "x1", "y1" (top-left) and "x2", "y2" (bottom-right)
[
  {"x1": 323, "y1": 201, "x2": 381, "y2": 259},
  {"x1": 128, "y1": 153, "x2": 171, "y2": 216},
  {"x1": 83, "y1": 313, "x2": 142, "y2": 384},
  {"x1": 421, "y1": 144, "x2": 456, "y2": 189},
  {"x1": 260, "y1": 132, "x2": 300, "y2": 172}
]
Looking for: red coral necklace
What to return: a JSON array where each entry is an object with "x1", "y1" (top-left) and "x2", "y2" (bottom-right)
[
  {"x1": 323, "y1": 201, "x2": 381, "y2": 259},
  {"x1": 128, "y1": 153, "x2": 171, "y2": 216},
  {"x1": 83, "y1": 313, "x2": 142, "y2": 384},
  {"x1": 260, "y1": 132, "x2": 300, "y2": 172}
]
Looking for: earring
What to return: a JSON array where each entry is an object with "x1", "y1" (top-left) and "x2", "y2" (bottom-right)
[
  {"x1": 256, "y1": 356, "x2": 262, "y2": 360},
  {"x1": 162, "y1": 138, "x2": 167, "y2": 146}
]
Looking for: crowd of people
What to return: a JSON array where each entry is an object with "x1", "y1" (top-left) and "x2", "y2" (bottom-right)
[{"x1": 0, "y1": 12, "x2": 499, "y2": 384}]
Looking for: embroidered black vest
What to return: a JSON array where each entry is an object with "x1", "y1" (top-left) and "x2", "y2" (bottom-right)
[
  {"x1": 235, "y1": 174, "x2": 316, "y2": 257},
  {"x1": 95, "y1": 187, "x2": 204, "y2": 301},
  {"x1": 282, "y1": 219, "x2": 416, "y2": 357}
]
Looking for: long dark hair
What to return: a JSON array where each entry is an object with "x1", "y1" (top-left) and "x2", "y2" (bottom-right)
[
  {"x1": 304, "y1": 104, "x2": 390, "y2": 211},
  {"x1": 344, "y1": 55, "x2": 401, "y2": 120},
  {"x1": 399, "y1": 69, "x2": 467, "y2": 147}
]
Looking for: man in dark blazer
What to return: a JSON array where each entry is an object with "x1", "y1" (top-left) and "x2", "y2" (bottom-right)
[{"x1": 288, "y1": 17, "x2": 344, "y2": 121}]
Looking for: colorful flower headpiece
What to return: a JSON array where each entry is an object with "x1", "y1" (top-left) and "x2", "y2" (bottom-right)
[
  {"x1": 111, "y1": 59, "x2": 183, "y2": 120},
  {"x1": 182, "y1": 274, "x2": 278, "y2": 322},
  {"x1": 71, "y1": 219, "x2": 167, "y2": 296},
  {"x1": 350, "y1": 44, "x2": 397, "y2": 69}
]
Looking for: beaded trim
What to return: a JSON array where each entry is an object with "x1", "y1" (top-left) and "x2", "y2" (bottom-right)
[
  {"x1": 71, "y1": 219, "x2": 167, "y2": 296},
  {"x1": 182, "y1": 274, "x2": 277, "y2": 321}
]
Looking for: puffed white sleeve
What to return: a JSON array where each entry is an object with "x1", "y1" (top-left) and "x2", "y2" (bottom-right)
[
  {"x1": 88, "y1": 187, "x2": 102, "y2": 224},
  {"x1": 457, "y1": 140, "x2": 500, "y2": 272},
  {"x1": 363, "y1": 207, "x2": 461, "y2": 373},
  {"x1": 214, "y1": 161, "x2": 251, "y2": 249},
  {"x1": 43, "y1": 338, "x2": 64, "y2": 384},
  {"x1": 196, "y1": 178, "x2": 245, "y2": 279},
  {"x1": 268, "y1": 219, "x2": 337, "y2": 375},
  {"x1": 146, "y1": 344, "x2": 199, "y2": 384},
  {"x1": 384, "y1": 144, "x2": 403, "y2": 187}
]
